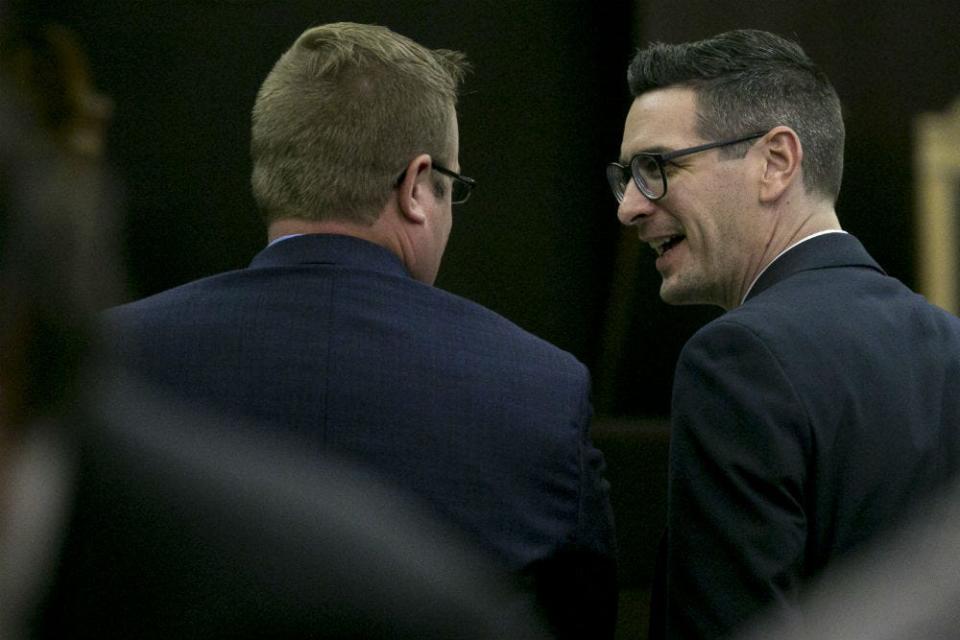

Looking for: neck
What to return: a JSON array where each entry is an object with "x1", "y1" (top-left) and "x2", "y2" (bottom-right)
[
  {"x1": 267, "y1": 218, "x2": 377, "y2": 244},
  {"x1": 266, "y1": 212, "x2": 421, "y2": 278},
  {"x1": 780, "y1": 201, "x2": 841, "y2": 249},
  {"x1": 729, "y1": 200, "x2": 841, "y2": 310}
]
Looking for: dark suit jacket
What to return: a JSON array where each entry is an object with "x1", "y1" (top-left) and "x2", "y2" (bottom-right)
[
  {"x1": 734, "y1": 473, "x2": 960, "y2": 640},
  {"x1": 104, "y1": 234, "x2": 617, "y2": 638},
  {"x1": 651, "y1": 233, "x2": 960, "y2": 638},
  {"x1": 21, "y1": 368, "x2": 547, "y2": 639}
]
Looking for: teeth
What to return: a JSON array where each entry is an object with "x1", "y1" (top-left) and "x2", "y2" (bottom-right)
[{"x1": 649, "y1": 236, "x2": 680, "y2": 256}]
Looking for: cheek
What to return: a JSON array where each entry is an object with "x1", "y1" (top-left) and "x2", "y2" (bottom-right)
[
  {"x1": 699, "y1": 214, "x2": 740, "y2": 265},
  {"x1": 685, "y1": 183, "x2": 743, "y2": 250},
  {"x1": 671, "y1": 197, "x2": 715, "y2": 248},
  {"x1": 437, "y1": 210, "x2": 453, "y2": 246}
]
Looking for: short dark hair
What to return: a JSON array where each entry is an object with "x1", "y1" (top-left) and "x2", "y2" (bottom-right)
[{"x1": 627, "y1": 29, "x2": 844, "y2": 202}]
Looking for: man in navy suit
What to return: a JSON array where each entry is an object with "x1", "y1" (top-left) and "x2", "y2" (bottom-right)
[
  {"x1": 0, "y1": 16, "x2": 548, "y2": 638},
  {"x1": 608, "y1": 29, "x2": 960, "y2": 638},
  {"x1": 105, "y1": 22, "x2": 616, "y2": 638}
]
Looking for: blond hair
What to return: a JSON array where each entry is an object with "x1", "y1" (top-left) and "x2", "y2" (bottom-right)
[{"x1": 251, "y1": 22, "x2": 468, "y2": 225}]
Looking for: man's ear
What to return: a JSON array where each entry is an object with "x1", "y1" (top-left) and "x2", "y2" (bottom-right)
[
  {"x1": 396, "y1": 154, "x2": 434, "y2": 224},
  {"x1": 758, "y1": 126, "x2": 803, "y2": 203}
]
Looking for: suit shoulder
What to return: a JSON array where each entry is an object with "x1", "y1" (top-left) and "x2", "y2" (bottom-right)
[
  {"x1": 430, "y1": 287, "x2": 589, "y2": 375},
  {"x1": 104, "y1": 270, "x2": 245, "y2": 318},
  {"x1": 686, "y1": 310, "x2": 771, "y2": 348}
]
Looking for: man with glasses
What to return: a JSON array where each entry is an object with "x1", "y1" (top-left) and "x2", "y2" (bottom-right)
[
  {"x1": 106, "y1": 23, "x2": 616, "y2": 637},
  {"x1": 610, "y1": 29, "x2": 960, "y2": 639}
]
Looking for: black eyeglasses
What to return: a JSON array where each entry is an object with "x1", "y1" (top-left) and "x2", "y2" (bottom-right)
[
  {"x1": 432, "y1": 163, "x2": 476, "y2": 204},
  {"x1": 395, "y1": 163, "x2": 476, "y2": 205},
  {"x1": 606, "y1": 132, "x2": 765, "y2": 202}
]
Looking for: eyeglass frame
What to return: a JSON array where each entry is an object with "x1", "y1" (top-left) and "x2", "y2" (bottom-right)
[
  {"x1": 607, "y1": 131, "x2": 766, "y2": 203},
  {"x1": 432, "y1": 163, "x2": 476, "y2": 204},
  {"x1": 395, "y1": 162, "x2": 476, "y2": 205}
]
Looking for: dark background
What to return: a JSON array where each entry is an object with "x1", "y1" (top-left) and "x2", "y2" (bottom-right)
[{"x1": 43, "y1": 1, "x2": 960, "y2": 636}]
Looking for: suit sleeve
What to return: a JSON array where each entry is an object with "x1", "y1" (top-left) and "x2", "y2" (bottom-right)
[
  {"x1": 531, "y1": 373, "x2": 618, "y2": 640},
  {"x1": 664, "y1": 320, "x2": 810, "y2": 639}
]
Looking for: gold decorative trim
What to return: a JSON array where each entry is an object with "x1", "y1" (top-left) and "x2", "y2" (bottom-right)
[{"x1": 915, "y1": 97, "x2": 960, "y2": 315}]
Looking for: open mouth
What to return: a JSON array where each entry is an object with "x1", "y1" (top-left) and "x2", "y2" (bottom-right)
[{"x1": 651, "y1": 235, "x2": 685, "y2": 257}]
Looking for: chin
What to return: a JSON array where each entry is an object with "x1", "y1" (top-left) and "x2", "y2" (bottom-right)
[
  {"x1": 659, "y1": 280, "x2": 714, "y2": 307},
  {"x1": 659, "y1": 280, "x2": 687, "y2": 306}
]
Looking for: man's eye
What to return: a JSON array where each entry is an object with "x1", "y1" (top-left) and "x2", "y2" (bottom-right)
[{"x1": 633, "y1": 156, "x2": 660, "y2": 178}]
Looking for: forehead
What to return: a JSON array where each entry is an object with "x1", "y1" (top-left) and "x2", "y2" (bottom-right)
[{"x1": 620, "y1": 86, "x2": 699, "y2": 158}]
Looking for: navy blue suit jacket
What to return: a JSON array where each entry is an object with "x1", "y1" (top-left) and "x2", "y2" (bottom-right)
[
  {"x1": 652, "y1": 233, "x2": 960, "y2": 638},
  {"x1": 28, "y1": 369, "x2": 549, "y2": 639},
  {"x1": 104, "y1": 234, "x2": 616, "y2": 638}
]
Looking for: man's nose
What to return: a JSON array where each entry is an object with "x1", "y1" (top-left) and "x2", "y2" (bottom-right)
[{"x1": 617, "y1": 180, "x2": 656, "y2": 226}]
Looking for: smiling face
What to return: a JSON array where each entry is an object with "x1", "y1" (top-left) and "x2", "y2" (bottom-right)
[{"x1": 617, "y1": 86, "x2": 768, "y2": 309}]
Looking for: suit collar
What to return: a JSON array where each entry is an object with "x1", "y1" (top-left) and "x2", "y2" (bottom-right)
[
  {"x1": 248, "y1": 233, "x2": 411, "y2": 279},
  {"x1": 744, "y1": 232, "x2": 885, "y2": 303}
]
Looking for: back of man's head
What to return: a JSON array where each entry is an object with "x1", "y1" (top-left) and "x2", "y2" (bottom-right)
[
  {"x1": 251, "y1": 22, "x2": 469, "y2": 226},
  {"x1": 627, "y1": 29, "x2": 844, "y2": 204}
]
